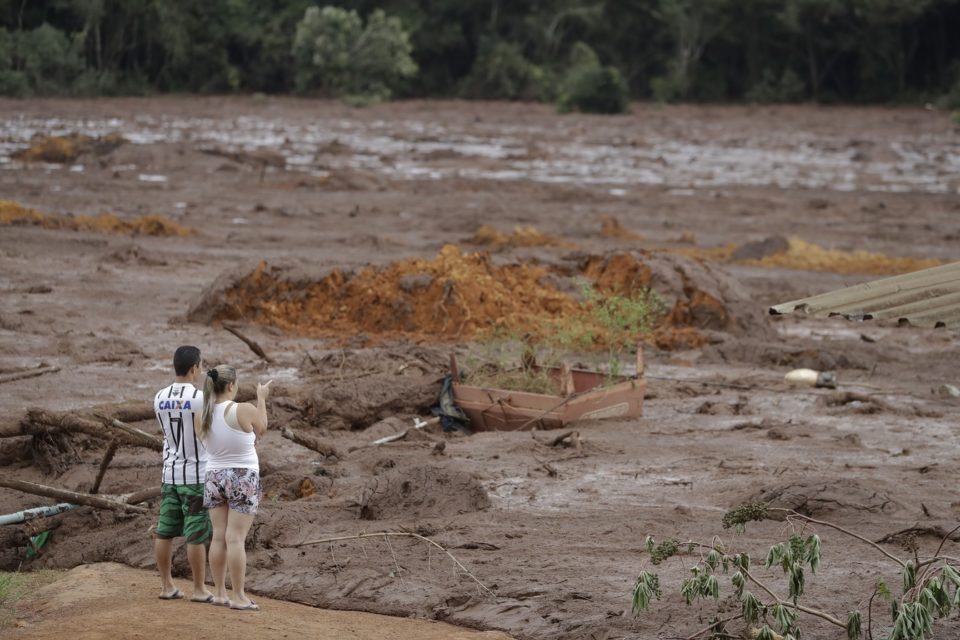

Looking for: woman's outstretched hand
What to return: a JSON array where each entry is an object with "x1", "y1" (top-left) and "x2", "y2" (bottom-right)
[{"x1": 257, "y1": 380, "x2": 273, "y2": 400}]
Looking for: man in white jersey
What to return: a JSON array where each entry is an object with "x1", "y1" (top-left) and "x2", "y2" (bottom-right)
[{"x1": 153, "y1": 345, "x2": 214, "y2": 602}]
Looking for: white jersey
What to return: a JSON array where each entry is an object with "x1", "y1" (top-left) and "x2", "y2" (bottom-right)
[{"x1": 154, "y1": 382, "x2": 206, "y2": 485}]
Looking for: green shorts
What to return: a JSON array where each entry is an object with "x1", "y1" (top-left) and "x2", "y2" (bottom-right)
[{"x1": 156, "y1": 483, "x2": 212, "y2": 545}]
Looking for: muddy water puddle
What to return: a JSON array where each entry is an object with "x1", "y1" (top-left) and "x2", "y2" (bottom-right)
[
  {"x1": 487, "y1": 463, "x2": 722, "y2": 515},
  {"x1": 2, "y1": 114, "x2": 957, "y2": 194}
]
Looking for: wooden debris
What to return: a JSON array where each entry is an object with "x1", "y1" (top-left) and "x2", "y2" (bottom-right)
[
  {"x1": 122, "y1": 486, "x2": 163, "y2": 505},
  {"x1": 533, "y1": 455, "x2": 559, "y2": 478},
  {"x1": 95, "y1": 415, "x2": 163, "y2": 451},
  {"x1": 22, "y1": 410, "x2": 110, "y2": 440},
  {"x1": 223, "y1": 323, "x2": 274, "y2": 363},
  {"x1": 8, "y1": 409, "x2": 162, "y2": 451},
  {"x1": 281, "y1": 427, "x2": 340, "y2": 458},
  {"x1": 0, "y1": 366, "x2": 61, "y2": 385},
  {"x1": 546, "y1": 430, "x2": 575, "y2": 447},
  {"x1": 91, "y1": 439, "x2": 119, "y2": 494},
  {"x1": 0, "y1": 478, "x2": 149, "y2": 514}
]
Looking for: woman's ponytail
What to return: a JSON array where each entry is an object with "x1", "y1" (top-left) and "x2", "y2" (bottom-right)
[
  {"x1": 198, "y1": 365, "x2": 237, "y2": 441},
  {"x1": 199, "y1": 370, "x2": 217, "y2": 441}
]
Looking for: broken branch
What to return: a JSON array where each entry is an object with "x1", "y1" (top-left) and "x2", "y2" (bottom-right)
[
  {"x1": 223, "y1": 323, "x2": 274, "y2": 363},
  {"x1": 0, "y1": 366, "x2": 61, "y2": 385},
  {"x1": 546, "y1": 430, "x2": 574, "y2": 447},
  {"x1": 287, "y1": 531, "x2": 494, "y2": 596},
  {"x1": 0, "y1": 478, "x2": 149, "y2": 514},
  {"x1": 122, "y1": 486, "x2": 163, "y2": 505},
  {"x1": 281, "y1": 427, "x2": 340, "y2": 458},
  {"x1": 91, "y1": 439, "x2": 119, "y2": 494},
  {"x1": 95, "y1": 415, "x2": 163, "y2": 451}
]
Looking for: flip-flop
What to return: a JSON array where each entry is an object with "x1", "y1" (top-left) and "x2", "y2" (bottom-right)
[
  {"x1": 211, "y1": 598, "x2": 230, "y2": 607},
  {"x1": 158, "y1": 589, "x2": 184, "y2": 600},
  {"x1": 229, "y1": 600, "x2": 259, "y2": 611},
  {"x1": 190, "y1": 594, "x2": 215, "y2": 603}
]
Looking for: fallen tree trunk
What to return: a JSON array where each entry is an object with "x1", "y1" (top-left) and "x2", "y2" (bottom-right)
[
  {"x1": 17, "y1": 409, "x2": 161, "y2": 450},
  {"x1": 282, "y1": 427, "x2": 340, "y2": 458},
  {"x1": 0, "y1": 366, "x2": 61, "y2": 385},
  {"x1": 0, "y1": 478, "x2": 149, "y2": 514},
  {"x1": 23, "y1": 410, "x2": 107, "y2": 439},
  {"x1": 96, "y1": 416, "x2": 162, "y2": 451},
  {"x1": 122, "y1": 486, "x2": 162, "y2": 505},
  {"x1": 108, "y1": 402, "x2": 158, "y2": 423}
]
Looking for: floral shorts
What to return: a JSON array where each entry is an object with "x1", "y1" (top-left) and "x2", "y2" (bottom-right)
[{"x1": 203, "y1": 468, "x2": 262, "y2": 515}]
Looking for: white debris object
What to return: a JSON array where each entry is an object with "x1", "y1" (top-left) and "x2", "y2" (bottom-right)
[
  {"x1": 936, "y1": 384, "x2": 960, "y2": 398},
  {"x1": 785, "y1": 369, "x2": 819, "y2": 386},
  {"x1": 785, "y1": 369, "x2": 837, "y2": 389}
]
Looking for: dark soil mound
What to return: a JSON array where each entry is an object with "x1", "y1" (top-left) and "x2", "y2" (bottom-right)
[{"x1": 359, "y1": 465, "x2": 490, "y2": 521}]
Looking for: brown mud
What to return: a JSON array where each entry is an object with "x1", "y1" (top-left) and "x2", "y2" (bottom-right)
[{"x1": 1, "y1": 97, "x2": 959, "y2": 640}]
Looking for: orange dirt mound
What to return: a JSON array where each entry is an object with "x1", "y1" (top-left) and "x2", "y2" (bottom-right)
[
  {"x1": 206, "y1": 247, "x2": 765, "y2": 348},
  {"x1": 666, "y1": 289, "x2": 730, "y2": 331},
  {"x1": 0, "y1": 201, "x2": 193, "y2": 237},
  {"x1": 216, "y1": 245, "x2": 578, "y2": 340},
  {"x1": 579, "y1": 253, "x2": 654, "y2": 295},
  {"x1": 599, "y1": 215, "x2": 643, "y2": 240},
  {"x1": 12, "y1": 132, "x2": 126, "y2": 163},
  {"x1": 466, "y1": 224, "x2": 575, "y2": 250}
]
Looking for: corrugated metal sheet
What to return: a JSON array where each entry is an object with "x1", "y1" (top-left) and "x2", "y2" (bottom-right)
[{"x1": 769, "y1": 261, "x2": 960, "y2": 328}]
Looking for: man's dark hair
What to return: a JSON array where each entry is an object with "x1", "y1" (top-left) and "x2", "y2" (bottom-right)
[{"x1": 173, "y1": 345, "x2": 201, "y2": 376}]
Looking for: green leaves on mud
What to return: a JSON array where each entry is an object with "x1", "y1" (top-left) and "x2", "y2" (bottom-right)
[
  {"x1": 645, "y1": 536, "x2": 679, "y2": 566},
  {"x1": 721, "y1": 502, "x2": 769, "y2": 533},
  {"x1": 631, "y1": 570, "x2": 661, "y2": 614},
  {"x1": 846, "y1": 610, "x2": 862, "y2": 640},
  {"x1": 637, "y1": 511, "x2": 960, "y2": 640}
]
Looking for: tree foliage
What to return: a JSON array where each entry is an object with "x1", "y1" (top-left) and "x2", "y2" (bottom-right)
[
  {"x1": 557, "y1": 42, "x2": 630, "y2": 113},
  {"x1": 635, "y1": 504, "x2": 960, "y2": 640},
  {"x1": 1, "y1": 0, "x2": 959, "y2": 104},
  {"x1": 292, "y1": 5, "x2": 416, "y2": 101}
]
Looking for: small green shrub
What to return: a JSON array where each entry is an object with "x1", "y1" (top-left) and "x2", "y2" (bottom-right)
[
  {"x1": 555, "y1": 279, "x2": 663, "y2": 361},
  {"x1": 556, "y1": 42, "x2": 630, "y2": 114},
  {"x1": 746, "y1": 68, "x2": 806, "y2": 104},
  {"x1": 0, "y1": 24, "x2": 84, "y2": 97},
  {"x1": 292, "y1": 6, "x2": 417, "y2": 103},
  {"x1": 461, "y1": 39, "x2": 545, "y2": 100}
]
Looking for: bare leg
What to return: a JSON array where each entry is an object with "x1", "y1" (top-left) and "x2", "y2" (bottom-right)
[
  {"x1": 225, "y1": 510, "x2": 256, "y2": 607},
  {"x1": 186, "y1": 542, "x2": 213, "y2": 600},
  {"x1": 155, "y1": 537, "x2": 177, "y2": 597},
  {"x1": 208, "y1": 506, "x2": 230, "y2": 605}
]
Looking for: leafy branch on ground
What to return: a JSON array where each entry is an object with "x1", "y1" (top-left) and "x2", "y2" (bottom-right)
[{"x1": 633, "y1": 503, "x2": 960, "y2": 640}]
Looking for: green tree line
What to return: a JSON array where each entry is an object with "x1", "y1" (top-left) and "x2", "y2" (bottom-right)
[{"x1": 2, "y1": 0, "x2": 959, "y2": 109}]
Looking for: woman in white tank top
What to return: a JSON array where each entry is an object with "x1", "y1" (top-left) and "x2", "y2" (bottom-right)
[{"x1": 197, "y1": 364, "x2": 272, "y2": 611}]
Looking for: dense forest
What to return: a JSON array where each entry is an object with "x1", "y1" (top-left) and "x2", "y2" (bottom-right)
[{"x1": 2, "y1": 0, "x2": 960, "y2": 110}]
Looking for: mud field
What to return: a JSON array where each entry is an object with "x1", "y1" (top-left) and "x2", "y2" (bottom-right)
[{"x1": 1, "y1": 97, "x2": 959, "y2": 640}]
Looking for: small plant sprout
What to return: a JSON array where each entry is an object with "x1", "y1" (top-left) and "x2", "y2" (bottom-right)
[{"x1": 633, "y1": 503, "x2": 960, "y2": 640}]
